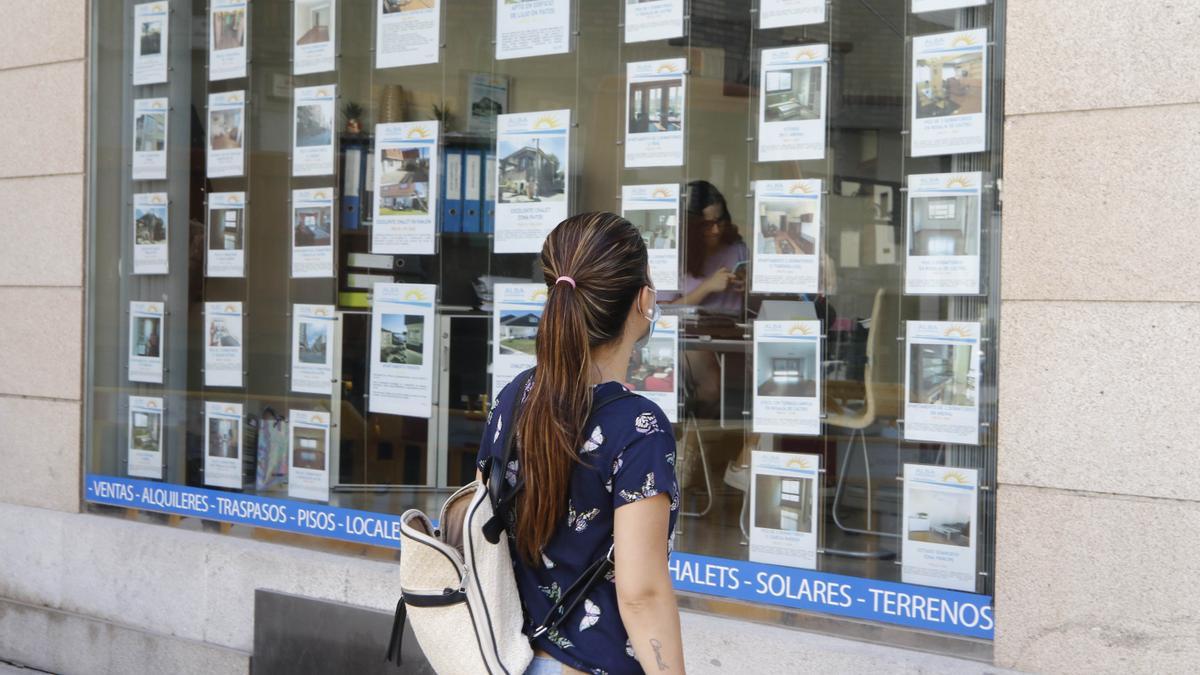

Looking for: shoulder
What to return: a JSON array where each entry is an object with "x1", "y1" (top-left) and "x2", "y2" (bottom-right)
[{"x1": 592, "y1": 385, "x2": 673, "y2": 443}]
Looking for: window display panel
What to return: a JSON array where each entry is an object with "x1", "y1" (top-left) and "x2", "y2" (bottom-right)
[{"x1": 87, "y1": 0, "x2": 1003, "y2": 644}]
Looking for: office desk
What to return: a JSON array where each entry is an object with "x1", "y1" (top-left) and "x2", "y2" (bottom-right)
[{"x1": 680, "y1": 335, "x2": 748, "y2": 428}]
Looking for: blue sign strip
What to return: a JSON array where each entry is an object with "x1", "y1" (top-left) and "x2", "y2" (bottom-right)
[
  {"x1": 85, "y1": 474, "x2": 403, "y2": 548},
  {"x1": 84, "y1": 474, "x2": 993, "y2": 639},
  {"x1": 669, "y1": 552, "x2": 993, "y2": 639}
]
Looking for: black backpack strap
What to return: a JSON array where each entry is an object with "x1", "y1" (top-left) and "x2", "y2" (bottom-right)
[{"x1": 482, "y1": 369, "x2": 535, "y2": 543}]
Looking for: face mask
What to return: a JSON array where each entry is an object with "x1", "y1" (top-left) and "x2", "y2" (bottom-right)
[{"x1": 634, "y1": 288, "x2": 661, "y2": 349}]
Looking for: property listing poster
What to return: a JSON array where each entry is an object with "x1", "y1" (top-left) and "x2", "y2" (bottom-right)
[
  {"x1": 209, "y1": 0, "x2": 248, "y2": 81},
  {"x1": 376, "y1": 0, "x2": 441, "y2": 68},
  {"x1": 207, "y1": 191, "x2": 246, "y2": 277},
  {"x1": 132, "y1": 2, "x2": 169, "y2": 85},
  {"x1": 294, "y1": 0, "x2": 336, "y2": 75},
  {"x1": 372, "y1": 121, "x2": 439, "y2": 254},
  {"x1": 902, "y1": 463, "x2": 979, "y2": 592},
  {"x1": 204, "y1": 401, "x2": 244, "y2": 489},
  {"x1": 492, "y1": 283, "x2": 547, "y2": 398},
  {"x1": 911, "y1": 29, "x2": 988, "y2": 157},
  {"x1": 128, "y1": 396, "x2": 165, "y2": 479},
  {"x1": 288, "y1": 409, "x2": 331, "y2": 501},
  {"x1": 132, "y1": 192, "x2": 169, "y2": 276},
  {"x1": 207, "y1": 90, "x2": 245, "y2": 178},
  {"x1": 204, "y1": 302, "x2": 243, "y2": 388},
  {"x1": 752, "y1": 179, "x2": 822, "y2": 294},
  {"x1": 291, "y1": 304, "x2": 337, "y2": 395},
  {"x1": 753, "y1": 320, "x2": 821, "y2": 436},
  {"x1": 749, "y1": 451, "x2": 820, "y2": 569},
  {"x1": 494, "y1": 109, "x2": 570, "y2": 253},
  {"x1": 624, "y1": 0, "x2": 684, "y2": 44},
  {"x1": 291, "y1": 188, "x2": 335, "y2": 278},
  {"x1": 622, "y1": 184, "x2": 679, "y2": 291},
  {"x1": 904, "y1": 321, "x2": 981, "y2": 445},
  {"x1": 759, "y1": 0, "x2": 826, "y2": 29},
  {"x1": 758, "y1": 45, "x2": 828, "y2": 162},
  {"x1": 293, "y1": 85, "x2": 337, "y2": 176},
  {"x1": 625, "y1": 58, "x2": 687, "y2": 168},
  {"x1": 129, "y1": 301, "x2": 165, "y2": 384},
  {"x1": 627, "y1": 315, "x2": 679, "y2": 423},
  {"x1": 132, "y1": 98, "x2": 168, "y2": 180},
  {"x1": 496, "y1": 0, "x2": 571, "y2": 61},
  {"x1": 369, "y1": 284, "x2": 437, "y2": 418},
  {"x1": 905, "y1": 172, "x2": 982, "y2": 295},
  {"x1": 912, "y1": 0, "x2": 989, "y2": 13}
]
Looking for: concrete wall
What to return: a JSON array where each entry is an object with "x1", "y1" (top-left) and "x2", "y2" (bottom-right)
[{"x1": 995, "y1": 1, "x2": 1200, "y2": 672}]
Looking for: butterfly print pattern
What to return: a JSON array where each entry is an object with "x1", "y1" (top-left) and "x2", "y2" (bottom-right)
[
  {"x1": 581, "y1": 425, "x2": 604, "y2": 454},
  {"x1": 567, "y1": 502, "x2": 601, "y2": 533},
  {"x1": 618, "y1": 472, "x2": 659, "y2": 504},
  {"x1": 633, "y1": 411, "x2": 661, "y2": 434},
  {"x1": 579, "y1": 598, "x2": 601, "y2": 631}
]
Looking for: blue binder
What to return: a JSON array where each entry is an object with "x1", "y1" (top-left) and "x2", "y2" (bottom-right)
[
  {"x1": 483, "y1": 150, "x2": 496, "y2": 233},
  {"x1": 441, "y1": 148, "x2": 464, "y2": 233},
  {"x1": 463, "y1": 149, "x2": 483, "y2": 233}
]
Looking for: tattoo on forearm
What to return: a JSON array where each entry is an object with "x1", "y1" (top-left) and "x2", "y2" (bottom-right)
[{"x1": 649, "y1": 638, "x2": 669, "y2": 671}]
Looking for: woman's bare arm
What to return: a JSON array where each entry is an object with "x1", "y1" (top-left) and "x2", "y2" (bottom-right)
[{"x1": 614, "y1": 493, "x2": 685, "y2": 674}]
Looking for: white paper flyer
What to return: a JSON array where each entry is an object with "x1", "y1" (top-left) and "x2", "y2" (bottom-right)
[
  {"x1": 209, "y1": 0, "x2": 248, "y2": 81},
  {"x1": 133, "y1": 192, "x2": 169, "y2": 276},
  {"x1": 753, "y1": 320, "x2": 821, "y2": 435},
  {"x1": 129, "y1": 301, "x2": 165, "y2": 384},
  {"x1": 372, "y1": 121, "x2": 439, "y2": 254},
  {"x1": 759, "y1": 0, "x2": 827, "y2": 29},
  {"x1": 289, "y1": 409, "x2": 331, "y2": 501},
  {"x1": 627, "y1": 315, "x2": 679, "y2": 423},
  {"x1": 204, "y1": 401, "x2": 244, "y2": 489},
  {"x1": 467, "y1": 74, "x2": 509, "y2": 134},
  {"x1": 376, "y1": 0, "x2": 441, "y2": 69},
  {"x1": 133, "y1": 2, "x2": 169, "y2": 85},
  {"x1": 912, "y1": 0, "x2": 989, "y2": 13},
  {"x1": 911, "y1": 29, "x2": 988, "y2": 157},
  {"x1": 905, "y1": 172, "x2": 982, "y2": 295},
  {"x1": 749, "y1": 451, "x2": 820, "y2": 569},
  {"x1": 752, "y1": 179, "x2": 822, "y2": 294},
  {"x1": 128, "y1": 396, "x2": 165, "y2": 479},
  {"x1": 492, "y1": 283, "x2": 547, "y2": 398},
  {"x1": 369, "y1": 283, "x2": 437, "y2": 418},
  {"x1": 204, "y1": 302, "x2": 243, "y2": 388},
  {"x1": 904, "y1": 321, "x2": 981, "y2": 445},
  {"x1": 624, "y1": 0, "x2": 684, "y2": 44},
  {"x1": 496, "y1": 0, "x2": 571, "y2": 61},
  {"x1": 294, "y1": 0, "x2": 336, "y2": 75},
  {"x1": 622, "y1": 184, "x2": 680, "y2": 291},
  {"x1": 625, "y1": 59, "x2": 686, "y2": 168},
  {"x1": 294, "y1": 84, "x2": 337, "y2": 176},
  {"x1": 494, "y1": 109, "x2": 570, "y2": 253},
  {"x1": 291, "y1": 188, "x2": 335, "y2": 278},
  {"x1": 291, "y1": 304, "x2": 337, "y2": 395},
  {"x1": 207, "y1": 191, "x2": 246, "y2": 277},
  {"x1": 902, "y1": 463, "x2": 979, "y2": 591},
  {"x1": 758, "y1": 45, "x2": 827, "y2": 162},
  {"x1": 207, "y1": 90, "x2": 245, "y2": 178},
  {"x1": 132, "y1": 98, "x2": 168, "y2": 180}
]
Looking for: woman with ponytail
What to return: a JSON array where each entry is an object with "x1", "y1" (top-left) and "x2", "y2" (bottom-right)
[{"x1": 476, "y1": 212, "x2": 685, "y2": 675}]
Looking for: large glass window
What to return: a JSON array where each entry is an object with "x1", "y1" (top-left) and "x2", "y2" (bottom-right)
[{"x1": 88, "y1": 0, "x2": 1004, "y2": 643}]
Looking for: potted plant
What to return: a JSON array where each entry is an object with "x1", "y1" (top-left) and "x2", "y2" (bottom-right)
[{"x1": 342, "y1": 101, "x2": 364, "y2": 135}]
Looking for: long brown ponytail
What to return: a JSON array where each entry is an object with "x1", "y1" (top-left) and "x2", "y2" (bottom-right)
[{"x1": 513, "y1": 212, "x2": 649, "y2": 565}]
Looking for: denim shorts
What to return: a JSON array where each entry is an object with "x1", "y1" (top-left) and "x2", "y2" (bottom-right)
[{"x1": 524, "y1": 655, "x2": 563, "y2": 675}]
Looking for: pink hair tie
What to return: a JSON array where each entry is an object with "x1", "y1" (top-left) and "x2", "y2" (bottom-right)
[{"x1": 555, "y1": 276, "x2": 576, "y2": 289}]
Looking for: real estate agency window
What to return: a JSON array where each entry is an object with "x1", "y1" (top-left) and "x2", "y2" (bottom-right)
[{"x1": 86, "y1": 0, "x2": 1004, "y2": 646}]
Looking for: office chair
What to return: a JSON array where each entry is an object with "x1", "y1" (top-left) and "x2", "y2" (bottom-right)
[{"x1": 825, "y1": 288, "x2": 900, "y2": 558}]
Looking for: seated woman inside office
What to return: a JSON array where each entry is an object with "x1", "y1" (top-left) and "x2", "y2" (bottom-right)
[
  {"x1": 668, "y1": 180, "x2": 748, "y2": 312},
  {"x1": 662, "y1": 180, "x2": 748, "y2": 413}
]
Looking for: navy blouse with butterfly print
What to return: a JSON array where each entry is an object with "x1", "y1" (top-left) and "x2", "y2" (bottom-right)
[{"x1": 476, "y1": 371, "x2": 679, "y2": 675}]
